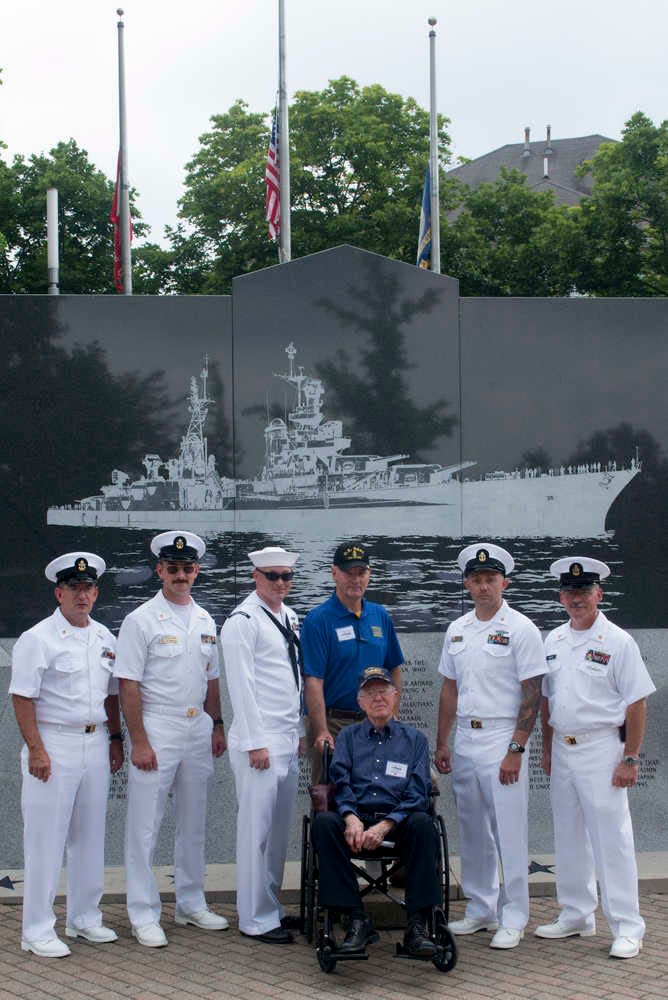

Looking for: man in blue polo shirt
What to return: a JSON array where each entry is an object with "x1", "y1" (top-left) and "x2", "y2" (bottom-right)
[{"x1": 302, "y1": 541, "x2": 404, "y2": 782}]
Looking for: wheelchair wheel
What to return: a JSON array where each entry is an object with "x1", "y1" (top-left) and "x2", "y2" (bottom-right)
[
  {"x1": 436, "y1": 814, "x2": 450, "y2": 922},
  {"x1": 432, "y1": 909, "x2": 457, "y2": 972},
  {"x1": 303, "y1": 838, "x2": 317, "y2": 943},
  {"x1": 316, "y1": 930, "x2": 337, "y2": 973}
]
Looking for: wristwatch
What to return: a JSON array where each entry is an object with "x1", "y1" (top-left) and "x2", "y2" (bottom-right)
[
  {"x1": 508, "y1": 741, "x2": 525, "y2": 754},
  {"x1": 623, "y1": 755, "x2": 641, "y2": 766}
]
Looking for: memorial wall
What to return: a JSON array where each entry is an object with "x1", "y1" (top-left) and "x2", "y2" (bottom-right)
[{"x1": 1, "y1": 246, "x2": 666, "y2": 876}]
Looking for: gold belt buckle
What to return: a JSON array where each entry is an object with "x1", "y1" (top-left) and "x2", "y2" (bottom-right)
[
  {"x1": 564, "y1": 735, "x2": 577, "y2": 745},
  {"x1": 186, "y1": 707, "x2": 198, "y2": 718},
  {"x1": 470, "y1": 719, "x2": 483, "y2": 729},
  {"x1": 84, "y1": 724, "x2": 96, "y2": 733}
]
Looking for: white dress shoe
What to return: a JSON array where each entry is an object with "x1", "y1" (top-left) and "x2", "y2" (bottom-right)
[
  {"x1": 490, "y1": 927, "x2": 524, "y2": 949},
  {"x1": 65, "y1": 925, "x2": 118, "y2": 943},
  {"x1": 448, "y1": 916, "x2": 499, "y2": 935},
  {"x1": 21, "y1": 937, "x2": 71, "y2": 958},
  {"x1": 132, "y1": 922, "x2": 168, "y2": 948},
  {"x1": 609, "y1": 936, "x2": 642, "y2": 959},
  {"x1": 535, "y1": 920, "x2": 596, "y2": 939},
  {"x1": 175, "y1": 908, "x2": 229, "y2": 931}
]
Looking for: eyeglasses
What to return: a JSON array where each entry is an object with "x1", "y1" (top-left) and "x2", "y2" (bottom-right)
[
  {"x1": 256, "y1": 569, "x2": 294, "y2": 582},
  {"x1": 164, "y1": 564, "x2": 197, "y2": 575}
]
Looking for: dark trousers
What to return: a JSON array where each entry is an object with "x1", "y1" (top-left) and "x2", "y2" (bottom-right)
[{"x1": 311, "y1": 810, "x2": 441, "y2": 915}]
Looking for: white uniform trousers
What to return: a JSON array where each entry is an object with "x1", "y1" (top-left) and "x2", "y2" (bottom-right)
[
  {"x1": 125, "y1": 711, "x2": 213, "y2": 928},
  {"x1": 452, "y1": 722, "x2": 530, "y2": 930},
  {"x1": 550, "y1": 729, "x2": 644, "y2": 939},
  {"x1": 229, "y1": 732, "x2": 300, "y2": 935},
  {"x1": 21, "y1": 726, "x2": 110, "y2": 942}
]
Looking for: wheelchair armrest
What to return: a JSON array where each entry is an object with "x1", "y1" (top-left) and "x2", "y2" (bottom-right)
[{"x1": 308, "y1": 782, "x2": 335, "y2": 814}]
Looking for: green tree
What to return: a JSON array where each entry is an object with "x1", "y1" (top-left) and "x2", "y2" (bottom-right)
[
  {"x1": 172, "y1": 78, "x2": 453, "y2": 293},
  {"x1": 574, "y1": 113, "x2": 668, "y2": 296},
  {"x1": 0, "y1": 139, "x2": 149, "y2": 294},
  {"x1": 441, "y1": 168, "x2": 584, "y2": 296}
]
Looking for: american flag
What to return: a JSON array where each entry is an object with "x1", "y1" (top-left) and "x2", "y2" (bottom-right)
[
  {"x1": 110, "y1": 151, "x2": 132, "y2": 292},
  {"x1": 265, "y1": 112, "x2": 280, "y2": 242}
]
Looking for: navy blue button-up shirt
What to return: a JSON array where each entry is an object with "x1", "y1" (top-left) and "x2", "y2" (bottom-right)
[{"x1": 331, "y1": 719, "x2": 431, "y2": 826}]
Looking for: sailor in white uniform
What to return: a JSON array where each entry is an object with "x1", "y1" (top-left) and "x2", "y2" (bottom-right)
[
  {"x1": 10, "y1": 552, "x2": 124, "y2": 958},
  {"x1": 220, "y1": 546, "x2": 302, "y2": 944},
  {"x1": 114, "y1": 531, "x2": 228, "y2": 948},
  {"x1": 435, "y1": 544, "x2": 546, "y2": 950},
  {"x1": 536, "y1": 557, "x2": 656, "y2": 959}
]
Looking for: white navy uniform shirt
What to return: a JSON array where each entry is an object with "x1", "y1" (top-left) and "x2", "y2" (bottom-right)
[
  {"x1": 543, "y1": 611, "x2": 656, "y2": 733},
  {"x1": 113, "y1": 590, "x2": 219, "y2": 711},
  {"x1": 9, "y1": 608, "x2": 118, "y2": 725},
  {"x1": 438, "y1": 600, "x2": 545, "y2": 719},
  {"x1": 220, "y1": 591, "x2": 302, "y2": 751}
]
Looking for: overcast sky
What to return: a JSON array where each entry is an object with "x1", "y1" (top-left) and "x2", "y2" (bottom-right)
[{"x1": 2, "y1": 0, "x2": 666, "y2": 244}]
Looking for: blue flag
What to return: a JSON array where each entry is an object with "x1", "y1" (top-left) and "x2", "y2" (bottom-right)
[{"x1": 416, "y1": 164, "x2": 431, "y2": 268}]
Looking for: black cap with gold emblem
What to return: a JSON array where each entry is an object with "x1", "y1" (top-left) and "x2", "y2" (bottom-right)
[
  {"x1": 333, "y1": 541, "x2": 370, "y2": 569},
  {"x1": 550, "y1": 557, "x2": 610, "y2": 589},
  {"x1": 45, "y1": 552, "x2": 106, "y2": 583},
  {"x1": 150, "y1": 530, "x2": 205, "y2": 562}
]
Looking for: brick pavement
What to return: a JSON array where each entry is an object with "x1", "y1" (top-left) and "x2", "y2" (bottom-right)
[{"x1": 0, "y1": 893, "x2": 665, "y2": 1000}]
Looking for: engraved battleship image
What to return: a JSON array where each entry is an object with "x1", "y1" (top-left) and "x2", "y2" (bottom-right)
[{"x1": 47, "y1": 344, "x2": 640, "y2": 538}]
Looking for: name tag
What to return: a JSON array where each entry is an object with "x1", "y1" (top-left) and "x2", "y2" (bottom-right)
[
  {"x1": 546, "y1": 653, "x2": 557, "y2": 661},
  {"x1": 386, "y1": 761, "x2": 408, "y2": 778},
  {"x1": 201, "y1": 634, "x2": 216, "y2": 644},
  {"x1": 159, "y1": 635, "x2": 179, "y2": 645},
  {"x1": 371, "y1": 625, "x2": 383, "y2": 638},
  {"x1": 450, "y1": 635, "x2": 463, "y2": 643},
  {"x1": 336, "y1": 626, "x2": 355, "y2": 642}
]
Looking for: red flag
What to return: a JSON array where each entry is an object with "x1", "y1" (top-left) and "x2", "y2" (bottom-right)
[
  {"x1": 265, "y1": 112, "x2": 280, "y2": 241},
  {"x1": 110, "y1": 153, "x2": 132, "y2": 292}
]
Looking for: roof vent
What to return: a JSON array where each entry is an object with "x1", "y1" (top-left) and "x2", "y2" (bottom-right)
[
  {"x1": 545, "y1": 124, "x2": 553, "y2": 155},
  {"x1": 523, "y1": 126, "x2": 531, "y2": 158}
]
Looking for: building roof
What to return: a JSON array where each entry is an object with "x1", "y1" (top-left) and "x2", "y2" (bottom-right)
[{"x1": 447, "y1": 129, "x2": 615, "y2": 207}]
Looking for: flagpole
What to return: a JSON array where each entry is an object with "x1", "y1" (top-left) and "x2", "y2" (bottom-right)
[
  {"x1": 428, "y1": 17, "x2": 440, "y2": 274},
  {"x1": 117, "y1": 8, "x2": 132, "y2": 294},
  {"x1": 278, "y1": 0, "x2": 291, "y2": 262},
  {"x1": 46, "y1": 188, "x2": 60, "y2": 295}
]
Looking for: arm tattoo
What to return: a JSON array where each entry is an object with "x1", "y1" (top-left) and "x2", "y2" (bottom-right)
[{"x1": 515, "y1": 675, "x2": 544, "y2": 734}]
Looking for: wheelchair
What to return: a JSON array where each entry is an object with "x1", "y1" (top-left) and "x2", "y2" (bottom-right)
[{"x1": 299, "y1": 746, "x2": 457, "y2": 974}]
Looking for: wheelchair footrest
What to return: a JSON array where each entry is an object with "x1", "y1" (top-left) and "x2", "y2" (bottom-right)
[
  {"x1": 395, "y1": 942, "x2": 435, "y2": 961},
  {"x1": 324, "y1": 946, "x2": 370, "y2": 962}
]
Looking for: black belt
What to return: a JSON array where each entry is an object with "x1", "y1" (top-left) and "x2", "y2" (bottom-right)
[{"x1": 327, "y1": 709, "x2": 365, "y2": 721}]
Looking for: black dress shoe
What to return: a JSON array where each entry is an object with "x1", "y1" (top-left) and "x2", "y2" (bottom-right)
[
  {"x1": 280, "y1": 915, "x2": 301, "y2": 930},
  {"x1": 242, "y1": 927, "x2": 294, "y2": 944},
  {"x1": 338, "y1": 916, "x2": 379, "y2": 953},
  {"x1": 403, "y1": 922, "x2": 436, "y2": 958}
]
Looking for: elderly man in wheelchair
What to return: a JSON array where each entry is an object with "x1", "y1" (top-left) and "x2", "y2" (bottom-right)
[{"x1": 309, "y1": 666, "x2": 455, "y2": 969}]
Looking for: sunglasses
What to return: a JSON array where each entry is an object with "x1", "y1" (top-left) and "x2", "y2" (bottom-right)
[
  {"x1": 164, "y1": 564, "x2": 197, "y2": 575},
  {"x1": 256, "y1": 569, "x2": 294, "y2": 582}
]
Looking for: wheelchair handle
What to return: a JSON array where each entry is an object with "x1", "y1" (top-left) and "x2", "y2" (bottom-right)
[{"x1": 321, "y1": 742, "x2": 332, "y2": 783}]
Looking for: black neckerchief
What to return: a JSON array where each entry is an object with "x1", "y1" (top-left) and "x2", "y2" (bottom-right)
[{"x1": 260, "y1": 607, "x2": 301, "y2": 689}]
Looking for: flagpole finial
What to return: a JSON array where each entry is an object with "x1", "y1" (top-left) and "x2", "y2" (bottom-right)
[
  {"x1": 117, "y1": 8, "x2": 124, "y2": 20},
  {"x1": 428, "y1": 16, "x2": 437, "y2": 26}
]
